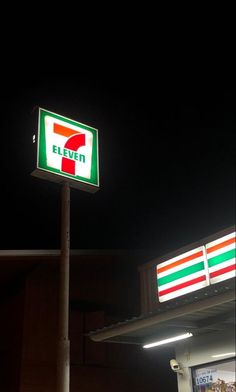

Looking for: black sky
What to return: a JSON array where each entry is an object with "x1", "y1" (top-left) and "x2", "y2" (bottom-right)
[{"x1": 0, "y1": 73, "x2": 235, "y2": 255}]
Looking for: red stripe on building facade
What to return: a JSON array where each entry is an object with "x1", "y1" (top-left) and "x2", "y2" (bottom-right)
[
  {"x1": 158, "y1": 275, "x2": 206, "y2": 297},
  {"x1": 209, "y1": 264, "x2": 236, "y2": 278}
]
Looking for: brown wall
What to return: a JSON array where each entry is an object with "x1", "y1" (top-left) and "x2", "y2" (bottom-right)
[
  {"x1": 19, "y1": 261, "x2": 58, "y2": 392},
  {"x1": 1, "y1": 255, "x2": 177, "y2": 391},
  {"x1": 0, "y1": 282, "x2": 24, "y2": 392}
]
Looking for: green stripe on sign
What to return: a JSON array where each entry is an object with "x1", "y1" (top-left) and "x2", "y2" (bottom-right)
[
  {"x1": 158, "y1": 261, "x2": 205, "y2": 286},
  {"x1": 208, "y1": 249, "x2": 236, "y2": 268}
]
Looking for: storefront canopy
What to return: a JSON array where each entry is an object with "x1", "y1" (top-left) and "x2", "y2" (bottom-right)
[{"x1": 88, "y1": 288, "x2": 235, "y2": 346}]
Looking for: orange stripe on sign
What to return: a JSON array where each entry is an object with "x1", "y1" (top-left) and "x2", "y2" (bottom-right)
[
  {"x1": 157, "y1": 251, "x2": 203, "y2": 274},
  {"x1": 207, "y1": 237, "x2": 235, "y2": 254},
  {"x1": 54, "y1": 123, "x2": 79, "y2": 138}
]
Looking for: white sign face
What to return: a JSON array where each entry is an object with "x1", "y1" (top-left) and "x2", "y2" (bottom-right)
[
  {"x1": 156, "y1": 231, "x2": 235, "y2": 302},
  {"x1": 195, "y1": 368, "x2": 216, "y2": 386},
  {"x1": 206, "y1": 232, "x2": 236, "y2": 285},
  {"x1": 32, "y1": 108, "x2": 99, "y2": 192},
  {"x1": 156, "y1": 246, "x2": 208, "y2": 302}
]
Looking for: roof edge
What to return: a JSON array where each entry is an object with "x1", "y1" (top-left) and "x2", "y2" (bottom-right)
[
  {"x1": 88, "y1": 290, "x2": 236, "y2": 342},
  {"x1": 0, "y1": 249, "x2": 154, "y2": 257}
]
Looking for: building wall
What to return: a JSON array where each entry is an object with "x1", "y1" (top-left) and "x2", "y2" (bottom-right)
[
  {"x1": 175, "y1": 327, "x2": 235, "y2": 392},
  {"x1": 1, "y1": 255, "x2": 177, "y2": 391},
  {"x1": 0, "y1": 284, "x2": 24, "y2": 392},
  {"x1": 19, "y1": 261, "x2": 58, "y2": 392}
]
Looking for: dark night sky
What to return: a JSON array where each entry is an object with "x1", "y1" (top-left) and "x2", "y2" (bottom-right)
[{"x1": 0, "y1": 73, "x2": 235, "y2": 256}]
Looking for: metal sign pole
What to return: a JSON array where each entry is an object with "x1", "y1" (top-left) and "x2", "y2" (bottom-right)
[{"x1": 57, "y1": 181, "x2": 70, "y2": 392}]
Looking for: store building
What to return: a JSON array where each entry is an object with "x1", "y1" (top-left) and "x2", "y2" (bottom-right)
[
  {"x1": 0, "y1": 249, "x2": 178, "y2": 391},
  {"x1": 89, "y1": 226, "x2": 236, "y2": 392}
]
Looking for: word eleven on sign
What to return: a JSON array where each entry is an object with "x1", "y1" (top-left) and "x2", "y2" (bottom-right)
[
  {"x1": 156, "y1": 232, "x2": 236, "y2": 302},
  {"x1": 52, "y1": 123, "x2": 86, "y2": 175},
  {"x1": 32, "y1": 108, "x2": 99, "y2": 192}
]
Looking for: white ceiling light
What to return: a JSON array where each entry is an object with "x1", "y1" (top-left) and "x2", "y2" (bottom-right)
[
  {"x1": 211, "y1": 352, "x2": 236, "y2": 358},
  {"x1": 143, "y1": 332, "x2": 193, "y2": 349}
]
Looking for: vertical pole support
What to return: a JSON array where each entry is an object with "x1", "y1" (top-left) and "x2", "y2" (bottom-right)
[{"x1": 57, "y1": 181, "x2": 70, "y2": 392}]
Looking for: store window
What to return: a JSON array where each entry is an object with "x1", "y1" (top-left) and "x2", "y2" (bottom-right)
[{"x1": 192, "y1": 358, "x2": 236, "y2": 392}]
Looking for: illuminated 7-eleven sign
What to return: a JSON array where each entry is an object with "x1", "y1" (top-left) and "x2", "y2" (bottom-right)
[{"x1": 32, "y1": 108, "x2": 99, "y2": 192}]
